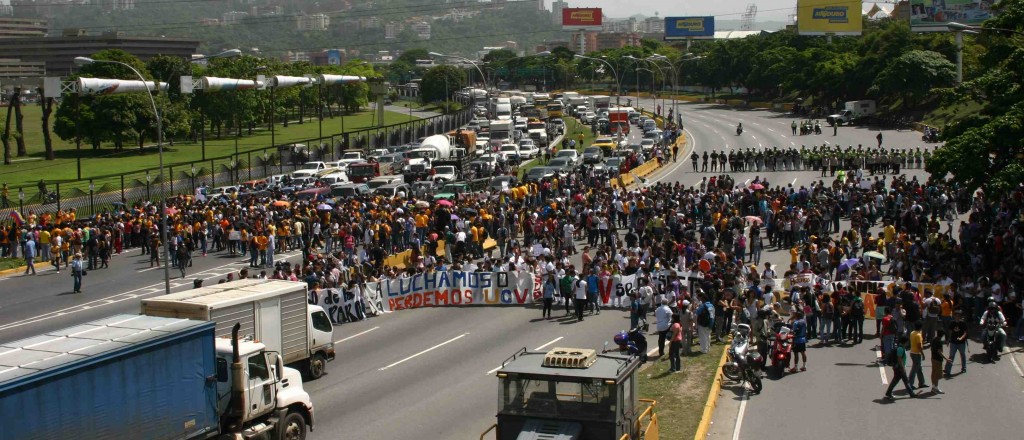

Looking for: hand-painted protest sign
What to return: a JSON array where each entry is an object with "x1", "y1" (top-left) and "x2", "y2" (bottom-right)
[
  {"x1": 379, "y1": 270, "x2": 537, "y2": 311},
  {"x1": 308, "y1": 283, "x2": 386, "y2": 324}
]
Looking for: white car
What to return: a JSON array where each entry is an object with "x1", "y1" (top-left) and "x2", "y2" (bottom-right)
[
  {"x1": 518, "y1": 139, "x2": 539, "y2": 159},
  {"x1": 555, "y1": 149, "x2": 580, "y2": 167},
  {"x1": 584, "y1": 111, "x2": 597, "y2": 124},
  {"x1": 431, "y1": 165, "x2": 458, "y2": 184}
]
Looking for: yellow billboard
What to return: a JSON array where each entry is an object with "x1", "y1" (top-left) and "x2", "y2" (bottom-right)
[{"x1": 797, "y1": 0, "x2": 863, "y2": 36}]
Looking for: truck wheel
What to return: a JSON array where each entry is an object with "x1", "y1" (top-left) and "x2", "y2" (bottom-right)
[
  {"x1": 307, "y1": 353, "x2": 326, "y2": 380},
  {"x1": 282, "y1": 411, "x2": 307, "y2": 440}
]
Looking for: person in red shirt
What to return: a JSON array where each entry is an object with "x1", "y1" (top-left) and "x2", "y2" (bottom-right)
[{"x1": 880, "y1": 306, "x2": 898, "y2": 358}]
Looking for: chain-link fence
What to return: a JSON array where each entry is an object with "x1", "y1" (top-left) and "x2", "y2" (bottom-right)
[{"x1": 0, "y1": 108, "x2": 473, "y2": 221}]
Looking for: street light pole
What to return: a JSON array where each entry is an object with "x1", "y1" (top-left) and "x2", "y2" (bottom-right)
[
  {"x1": 74, "y1": 56, "x2": 172, "y2": 296},
  {"x1": 428, "y1": 52, "x2": 490, "y2": 92},
  {"x1": 574, "y1": 54, "x2": 620, "y2": 106}
]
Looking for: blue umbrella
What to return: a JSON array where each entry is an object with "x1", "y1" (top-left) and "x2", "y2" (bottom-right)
[{"x1": 838, "y1": 258, "x2": 860, "y2": 273}]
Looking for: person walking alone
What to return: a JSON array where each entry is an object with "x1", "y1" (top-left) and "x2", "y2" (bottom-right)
[
  {"x1": 929, "y1": 333, "x2": 949, "y2": 394},
  {"x1": 669, "y1": 314, "x2": 683, "y2": 372},
  {"x1": 655, "y1": 298, "x2": 673, "y2": 358},
  {"x1": 884, "y1": 335, "x2": 917, "y2": 400},
  {"x1": 70, "y1": 253, "x2": 84, "y2": 293},
  {"x1": 23, "y1": 234, "x2": 36, "y2": 275},
  {"x1": 695, "y1": 292, "x2": 715, "y2": 354},
  {"x1": 908, "y1": 321, "x2": 927, "y2": 390},
  {"x1": 541, "y1": 274, "x2": 556, "y2": 319},
  {"x1": 944, "y1": 312, "x2": 968, "y2": 375},
  {"x1": 574, "y1": 274, "x2": 588, "y2": 322}
]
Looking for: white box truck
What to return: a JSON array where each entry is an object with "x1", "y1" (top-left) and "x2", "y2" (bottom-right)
[{"x1": 140, "y1": 278, "x2": 336, "y2": 380}]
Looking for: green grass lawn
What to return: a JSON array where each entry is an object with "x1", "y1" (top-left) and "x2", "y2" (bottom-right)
[
  {"x1": 0, "y1": 106, "x2": 414, "y2": 188},
  {"x1": 0, "y1": 257, "x2": 23, "y2": 271},
  {"x1": 518, "y1": 117, "x2": 597, "y2": 177},
  {"x1": 923, "y1": 100, "x2": 984, "y2": 128},
  {"x1": 639, "y1": 344, "x2": 726, "y2": 440}
]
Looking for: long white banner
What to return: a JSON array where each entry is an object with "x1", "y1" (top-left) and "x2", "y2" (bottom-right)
[{"x1": 378, "y1": 270, "x2": 537, "y2": 311}]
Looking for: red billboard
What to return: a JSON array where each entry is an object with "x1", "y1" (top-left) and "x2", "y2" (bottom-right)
[{"x1": 562, "y1": 7, "x2": 603, "y2": 30}]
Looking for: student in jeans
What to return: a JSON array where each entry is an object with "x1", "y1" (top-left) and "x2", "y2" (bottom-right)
[
  {"x1": 944, "y1": 312, "x2": 969, "y2": 375},
  {"x1": 789, "y1": 311, "x2": 809, "y2": 372},
  {"x1": 885, "y1": 335, "x2": 917, "y2": 400},
  {"x1": 929, "y1": 333, "x2": 949, "y2": 394},
  {"x1": 668, "y1": 314, "x2": 683, "y2": 372}
]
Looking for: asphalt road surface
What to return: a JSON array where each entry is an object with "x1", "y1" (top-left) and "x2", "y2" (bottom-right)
[{"x1": 4, "y1": 98, "x2": 1007, "y2": 440}]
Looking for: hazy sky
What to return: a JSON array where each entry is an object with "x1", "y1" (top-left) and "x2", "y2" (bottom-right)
[{"x1": 560, "y1": 0, "x2": 809, "y2": 22}]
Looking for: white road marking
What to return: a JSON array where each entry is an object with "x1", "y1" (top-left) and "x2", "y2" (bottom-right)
[
  {"x1": 647, "y1": 347, "x2": 660, "y2": 357},
  {"x1": 877, "y1": 349, "x2": 889, "y2": 384},
  {"x1": 486, "y1": 365, "x2": 504, "y2": 375},
  {"x1": 0, "y1": 251, "x2": 302, "y2": 333},
  {"x1": 535, "y1": 336, "x2": 564, "y2": 351},
  {"x1": 791, "y1": 178, "x2": 798, "y2": 186},
  {"x1": 744, "y1": 179, "x2": 752, "y2": 186},
  {"x1": 648, "y1": 128, "x2": 697, "y2": 186},
  {"x1": 1009, "y1": 350, "x2": 1024, "y2": 378},
  {"x1": 379, "y1": 333, "x2": 469, "y2": 371},
  {"x1": 732, "y1": 390, "x2": 749, "y2": 440},
  {"x1": 336, "y1": 326, "x2": 380, "y2": 344},
  {"x1": 136, "y1": 266, "x2": 161, "y2": 272},
  {"x1": 767, "y1": 128, "x2": 775, "y2": 132},
  {"x1": 751, "y1": 136, "x2": 757, "y2": 141}
]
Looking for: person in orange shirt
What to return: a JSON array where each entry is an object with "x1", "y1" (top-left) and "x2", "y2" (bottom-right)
[{"x1": 254, "y1": 233, "x2": 268, "y2": 267}]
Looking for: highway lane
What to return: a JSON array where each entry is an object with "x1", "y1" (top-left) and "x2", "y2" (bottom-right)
[{"x1": 630, "y1": 99, "x2": 1024, "y2": 439}]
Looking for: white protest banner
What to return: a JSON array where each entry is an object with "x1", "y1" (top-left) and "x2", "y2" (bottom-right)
[
  {"x1": 598, "y1": 273, "x2": 636, "y2": 307},
  {"x1": 379, "y1": 270, "x2": 537, "y2": 311},
  {"x1": 308, "y1": 287, "x2": 363, "y2": 324}
]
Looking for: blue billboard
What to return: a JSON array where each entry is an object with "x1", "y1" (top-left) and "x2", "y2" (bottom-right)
[{"x1": 664, "y1": 16, "x2": 715, "y2": 40}]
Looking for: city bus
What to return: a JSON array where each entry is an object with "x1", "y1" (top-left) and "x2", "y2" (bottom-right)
[{"x1": 546, "y1": 102, "x2": 564, "y2": 119}]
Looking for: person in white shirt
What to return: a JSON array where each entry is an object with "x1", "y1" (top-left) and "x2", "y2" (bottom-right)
[
  {"x1": 655, "y1": 298, "x2": 674, "y2": 357},
  {"x1": 574, "y1": 274, "x2": 588, "y2": 322}
]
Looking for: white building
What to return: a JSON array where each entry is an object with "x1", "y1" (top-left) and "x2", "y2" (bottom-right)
[
  {"x1": 410, "y1": 21, "x2": 431, "y2": 39},
  {"x1": 296, "y1": 13, "x2": 329, "y2": 31},
  {"x1": 384, "y1": 22, "x2": 402, "y2": 39}
]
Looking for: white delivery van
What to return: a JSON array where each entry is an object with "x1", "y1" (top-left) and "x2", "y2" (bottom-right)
[{"x1": 140, "y1": 278, "x2": 336, "y2": 380}]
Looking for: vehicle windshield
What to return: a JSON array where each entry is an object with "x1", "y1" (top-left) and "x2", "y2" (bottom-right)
[
  {"x1": 584, "y1": 147, "x2": 600, "y2": 155},
  {"x1": 435, "y1": 166, "x2": 456, "y2": 174},
  {"x1": 300, "y1": 163, "x2": 321, "y2": 170},
  {"x1": 348, "y1": 164, "x2": 376, "y2": 177},
  {"x1": 406, "y1": 150, "x2": 435, "y2": 160}
]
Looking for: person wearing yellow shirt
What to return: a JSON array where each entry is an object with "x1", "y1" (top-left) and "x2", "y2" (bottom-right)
[
  {"x1": 38, "y1": 228, "x2": 51, "y2": 262},
  {"x1": 415, "y1": 212, "x2": 429, "y2": 243},
  {"x1": 790, "y1": 246, "x2": 799, "y2": 265},
  {"x1": 908, "y1": 322, "x2": 926, "y2": 389},
  {"x1": 254, "y1": 233, "x2": 268, "y2": 267}
]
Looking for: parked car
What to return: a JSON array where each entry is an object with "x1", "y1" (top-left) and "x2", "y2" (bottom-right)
[
  {"x1": 330, "y1": 183, "x2": 370, "y2": 198},
  {"x1": 582, "y1": 146, "x2": 604, "y2": 164},
  {"x1": 554, "y1": 149, "x2": 580, "y2": 167},
  {"x1": 488, "y1": 175, "x2": 519, "y2": 192}
]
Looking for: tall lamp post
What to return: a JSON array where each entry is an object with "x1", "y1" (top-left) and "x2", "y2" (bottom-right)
[
  {"x1": 947, "y1": 22, "x2": 1024, "y2": 84},
  {"x1": 179, "y1": 49, "x2": 240, "y2": 161},
  {"x1": 428, "y1": 52, "x2": 490, "y2": 92},
  {"x1": 635, "y1": 67, "x2": 653, "y2": 108},
  {"x1": 74, "y1": 56, "x2": 172, "y2": 296},
  {"x1": 574, "y1": 54, "x2": 620, "y2": 106}
]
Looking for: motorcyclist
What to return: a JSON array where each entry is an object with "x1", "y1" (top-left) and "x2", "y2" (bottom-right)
[{"x1": 980, "y1": 300, "x2": 1007, "y2": 358}]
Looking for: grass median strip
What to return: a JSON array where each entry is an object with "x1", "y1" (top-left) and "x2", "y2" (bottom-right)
[{"x1": 639, "y1": 343, "x2": 726, "y2": 439}]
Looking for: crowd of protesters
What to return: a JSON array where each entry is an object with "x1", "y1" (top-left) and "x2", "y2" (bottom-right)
[{"x1": 1, "y1": 112, "x2": 1022, "y2": 395}]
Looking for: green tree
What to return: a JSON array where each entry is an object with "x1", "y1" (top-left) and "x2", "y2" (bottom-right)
[
  {"x1": 869, "y1": 50, "x2": 956, "y2": 108},
  {"x1": 420, "y1": 65, "x2": 466, "y2": 103},
  {"x1": 482, "y1": 49, "x2": 517, "y2": 64},
  {"x1": 928, "y1": 0, "x2": 1024, "y2": 195},
  {"x1": 397, "y1": 48, "x2": 430, "y2": 66}
]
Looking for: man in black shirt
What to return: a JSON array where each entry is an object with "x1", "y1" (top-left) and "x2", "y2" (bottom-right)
[{"x1": 944, "y1": 312, "x2": 968, "y2": 375}]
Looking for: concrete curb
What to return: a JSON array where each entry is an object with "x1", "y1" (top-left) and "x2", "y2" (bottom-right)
[
  {"x1": 694, "y1": 345, "x2": 730, "y2": 440},
  {"x1": 0, "y1": 264, "x2": 28, "y2": 278}
]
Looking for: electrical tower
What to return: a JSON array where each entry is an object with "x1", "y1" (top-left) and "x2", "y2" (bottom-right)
[{"x1": 740, "y1": 3, "x2": 757, "y2": 31}]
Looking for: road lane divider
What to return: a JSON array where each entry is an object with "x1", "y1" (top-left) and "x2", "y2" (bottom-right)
[
  {"x1": 379, "y1": 333, "x2": 469, "y2": 371},
  {"x1": 336, "y1": 326, "x2": 380, "y2": 344},
  {"x1": 486, "y1": 336, "x2": 567, "y2": 375},
  {"x1": 876, "y1": 348, "x2": 888, "y2": 384}
]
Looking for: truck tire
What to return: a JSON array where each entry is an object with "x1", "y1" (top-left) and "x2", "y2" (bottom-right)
[
  {"x1": 282, "y1": 411, "x2": 307, "y2": 440},
  {"x1": 307, "y1": 353, "x2": 326, "y2": 380}
]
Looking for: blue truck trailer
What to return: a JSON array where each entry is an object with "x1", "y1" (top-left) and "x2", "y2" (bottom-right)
[{"x1": 0, "y1": 314, "x2": 314, "y2": 440}]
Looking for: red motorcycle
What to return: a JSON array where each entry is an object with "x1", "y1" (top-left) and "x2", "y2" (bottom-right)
[{"x1": 768, "y1": 322, "x2": 793, "y2": 379}]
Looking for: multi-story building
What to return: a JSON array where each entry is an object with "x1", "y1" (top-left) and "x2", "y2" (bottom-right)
[
  {"x1": 102, "y1": 0, "x2": 135, "y2": 11},
  {"x1": 0, "y1": 16, "x2": 46, "y2": 38},
  {"x1": 643, "y1": 16, "x2": 664, "y2": 34},
  {"x1": 283, "y1": 51, "x2": 310, "y2": 63},
  {"x1": 250, "y1": 5, "x2": 283, "y2": 17},
  {"x1": 0, "y1": 30, "x2": 199, "y2": 76},
  {"x1": 410, "y1": 21, "x2": 430, "y2": 39},
  {"x1": 358, "y1": 16, "x2": 382, "y2": 29},
  {"x1": 595, "y1": 32, "x2": 641, "y2": 51},
  {"x1": 384, "y1": 22, "x2": 402, "y2": 40},
  {"x1": 550, "y1": 0, "x2": 566, "y2": 25},
  {"x1": 296, "y1": 13, "x2": 329, "y2": 31},
  {"x1": 0, "y1": 58, "x2": 45, "y2": 81}
]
